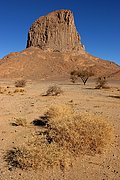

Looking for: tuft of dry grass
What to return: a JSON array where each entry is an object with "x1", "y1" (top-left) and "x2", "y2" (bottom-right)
[
  {"x1": 45, "y1": 104, "x2": 74, "y2": 119},
  {"x1": 4, "y1": 147, "x2": 32, "y2": 170},
  {"x1": 0, "y1": 86, "x2": 25, "y2": 95},
  {"x1": 13, "y1": 88, "x2": 25, "y2": 93},
  {"x1": 15, "y1": 79, "x2": 26, "y2": 88},
  {"x1": 44, "y1": 85, "x2": 63, "y2": 96},
  {"x1": 95, "y1": 77, "x2": 108, "y2": 89},
  {"x1": 45, "y1": 106, "x2": 113, "y2": 156},
  {"x1": 11, "y1": 118, "x2": 27, "y2": 127},
  {"x1": 0, "y1": 87, "x2": 4, "y2": 94},
  {"x1": 0, "y1": 87, "x2": 7, "y2": 94},
  {"x1": 5, "y1": 105, "x2": 114, "y2": 171}
]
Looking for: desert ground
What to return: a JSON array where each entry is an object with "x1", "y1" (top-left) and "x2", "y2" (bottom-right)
[{"x1": 0, "y1": 78, "x2": 120, "y2": 180}]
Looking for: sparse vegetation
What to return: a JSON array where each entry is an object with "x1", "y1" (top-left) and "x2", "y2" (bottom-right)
[
  {"x1": 0, "y1": 87, "x2": 12, "y2": 95},
  {"x1": 70, "y1": 69, "x2": 94, "y2": 85},
  {"x1": 70, "y1": 70, "x2": 78, "y2": 83},
  {"x1": 4, "y1": 147, "x2": 32, "y2": 170},
  {"x1": 0, "y1": 87, "x2": 4, "y2": 94},
  {"x1": 44, "y1": 105, "x2": 113, "y2": 156},
  {"x1": 5, "y1": 104, "x2": 113, "y2": 171},
  {"x1": 11, "y1": 118, "x2": 27, "y2": 127},
  {"x1": 0, "y1": 86, "x2": 25, "y2": 95},
  {"x1": 77, "y1": 69, "x2": 94, "y2": 85},
  {"x1": 95, "y1": 76, "x2": 108, "y2": 89},
  {"x1": 13, "y1": 88, "x2": 25, "y2": 93},
  {"x1": 45, "y1": 85, "x2": 63, "y2": 96},
  {"x1": 15, "y1": 79, "x2": 26, "y2": 88}
]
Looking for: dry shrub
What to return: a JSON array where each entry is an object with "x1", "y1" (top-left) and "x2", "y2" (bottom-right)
[
  {"x1": 4, "y1": 147, "x2": 32, "y2": 170},
  {"x1": 95, "y1": 77, "x2": 108, "y2": 89},
  {"x1": 0, "y1": 87, "x2": 4, "y2": 94},
  {"x1": 70, "y1": 70, "x2": 78, "y2": 83},
  {"x1": 0, "y1": 87, "x2": 13, "y2": 95},
  {"x1": 46, "y1": 107, "x2": 113, "y2": 156},
  {"x1": 15, "y1": 79, "x2": 26, "y2": 88},
  {"x1": 11, "y1": 118, "x2": 27, "y2": 127},
  {"x1": 45, "y1": 104, "x2": 74, "y2": 119},
  {"x1": 14, "y1": 88, "x2": 25, "y2": 93},
  {"x1": 0, "y1": 87, "x2": 7, "y2": 94},
  {"x1": 70, "y1": 75, "x2": 78, "y2": 83},
  {"x1": 70, "y1": 69, "x2": 94, "y2": 85},
  {"x1": 0, "y1": 87, "x2": 25, "y2": 95},
  {"x1": 45, "y1": 85, "x2": 63, "y2": 96},
  {"x1": 5, "y1": 105, "x2": 113, "y2": 171},
  {"x1": 5, "y1": 143, "x2": 72, "y2": 171}
]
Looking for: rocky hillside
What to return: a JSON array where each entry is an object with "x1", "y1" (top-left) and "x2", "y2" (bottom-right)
[
  {"x1": 0, "y1": 9, "x2": 120, "y2": 80},
  {"x1": 0, "y1": 47, "x2": 119, "y2": 80}
]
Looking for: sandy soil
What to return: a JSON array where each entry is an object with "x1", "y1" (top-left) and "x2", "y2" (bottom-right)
[{"x1": 0, "y1": 78, "x2": 120, "y2": 180}]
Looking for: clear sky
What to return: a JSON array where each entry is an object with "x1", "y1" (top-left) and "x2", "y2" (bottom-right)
[{"x1": 0, "y1": 0, "x2": 120, "y2": 65}]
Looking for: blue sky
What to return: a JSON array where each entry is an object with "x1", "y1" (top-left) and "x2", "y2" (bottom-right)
[{"x1": 0, "y1": 0, "x2": 120, "y2": 65}]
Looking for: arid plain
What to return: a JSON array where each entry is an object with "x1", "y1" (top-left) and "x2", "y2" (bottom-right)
[{"x1": 0, "y1": 78, "x2": 120, "y2": 180}]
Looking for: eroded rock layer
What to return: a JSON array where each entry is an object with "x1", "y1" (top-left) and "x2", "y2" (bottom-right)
[{"x1": 27, "y1": 10, "x2": 84, "y2": 53}]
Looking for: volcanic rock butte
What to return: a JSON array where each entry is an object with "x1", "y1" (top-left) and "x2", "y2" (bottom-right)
[
  {"x1": 0, "y1": 9, "x2": 120, "y2": 80},
  {"x1": 27, "y1": 10, "x2": 85, "y2": 53}
]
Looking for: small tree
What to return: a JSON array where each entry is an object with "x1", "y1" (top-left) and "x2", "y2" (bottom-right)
[
  {"x1": 77, "y1": 70, "x2": 94, "y2": 85},
  {"x1": 70, "y1": 69, "x2": 94, "y2": 85}
]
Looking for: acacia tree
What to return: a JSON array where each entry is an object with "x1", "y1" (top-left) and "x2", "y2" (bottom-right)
[
  {"x1": 70, "y1": 69, "x2": 94, "y2": 85},
  {"x1": 77, "y1": 70, "x2": 94, "y2": 85}
]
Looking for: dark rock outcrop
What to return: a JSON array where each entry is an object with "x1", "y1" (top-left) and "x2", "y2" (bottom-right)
[{"x1": 27, "y1": 10, "x2": 85, "y2": 53}]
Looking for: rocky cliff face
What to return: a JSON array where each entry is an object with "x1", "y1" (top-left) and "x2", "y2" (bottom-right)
[{"x1": 27, "y1": 10, "x2": 84, "y2": 53}]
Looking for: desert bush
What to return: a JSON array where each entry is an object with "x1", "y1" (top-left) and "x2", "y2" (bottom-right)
[
  {"x1": 70, "y1": 75, "x2": 78, "y2": 83},
  {"x1": 5, "y1": 105, "x2": 113, "y2": 171},
  {"x1": 11, "y1": 118, "x2": 27, "y2": 127},
  {"x1": 45, "y1": 105, "x2": 113, "y2": 156},
  {"x1": 14, "y1": 88, "x2": 25, "y2": 93},
  {"x1": 0, "y1": 87, "x2": 4, "y2": 94},
  {"x1": 70, "y1": 69, "x2": 94, "y2": 85},
  {"x1": 70, "y1": 70, "x2": 78, "y2": 83},
  {"x1": 95, "y1": 77, "x2": 108, "y2": 89},
  {"x1": 45, "y1": 85, "x2": 63, "y2": 96},
  {"x1": 15, "y1": 79, "x2": 26, "y2": 88},
  {"x1": 0, "y1": 87, "x2": 12, "y2": 95},
  {"x1": 45, "y1": 104, "x2": 74, "y2": 119},
  {"x1": 4, "y1": 147, "x2": 32, "y2": 170}
]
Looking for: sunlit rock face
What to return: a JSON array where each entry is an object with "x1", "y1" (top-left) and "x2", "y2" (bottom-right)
[{"x1": 27, "y1": 9, "x2": 85, "y2": 53}]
